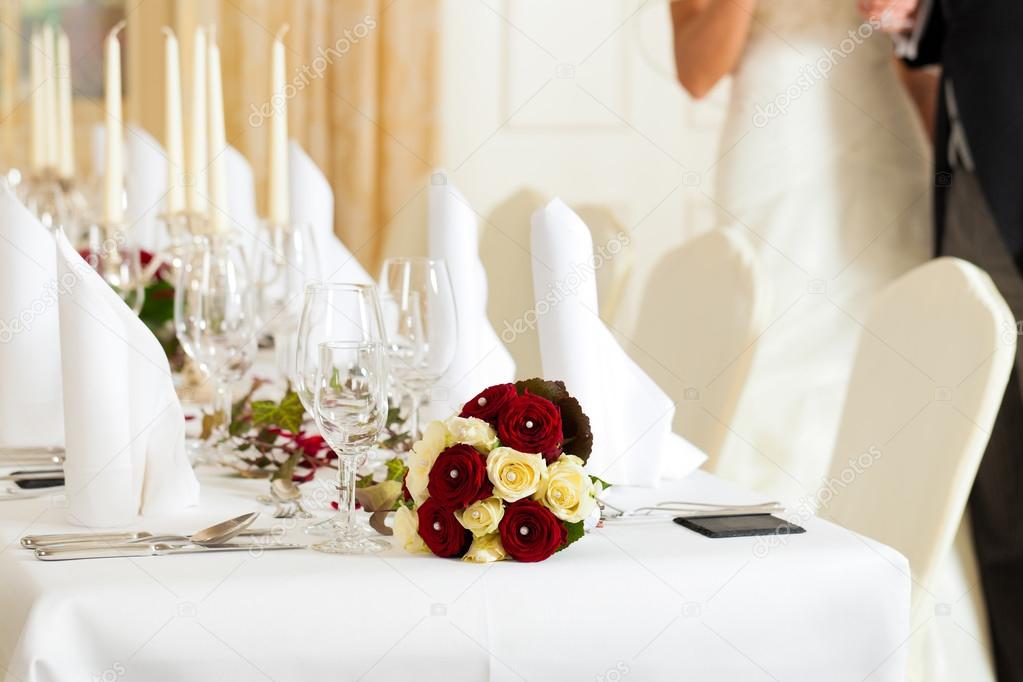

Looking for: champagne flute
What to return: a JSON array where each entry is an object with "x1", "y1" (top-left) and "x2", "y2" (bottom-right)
[
  {"x1": 311, "y1": 341, "x2": 389, "y2": 554},
  {"x1": 174, "y1": 234, "x2": 257, "y2": 458},
  {"x1": 378, "y1": 258, "x2": 458, "y2": 441}
]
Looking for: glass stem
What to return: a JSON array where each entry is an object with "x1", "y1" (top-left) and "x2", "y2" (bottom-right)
[
  {"x1": 211, "y1": 374, "x2": 231, "y2": 442},
  {"x1": 274, "y1": 330, "x2": 293, "y2": 383},
  {"x1": 337, "y1": 453, "x2": 359, "y2": 532},
  {"x1": 408, "y1": 392, "x2": 422, "y2": 443}
]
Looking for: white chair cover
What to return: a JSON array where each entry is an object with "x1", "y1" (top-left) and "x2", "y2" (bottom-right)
[
  {"x1": 628, "y1": 227, "x2": 770, "y2": 467},
  {"x1": 821, "y1": 257, "x2": 1014, "y2": 681}
]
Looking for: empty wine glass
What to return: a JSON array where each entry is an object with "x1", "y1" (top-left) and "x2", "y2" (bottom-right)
[
  {"x1": 294, "y1": 283, "x2": 385, "y2": 413},
  {"x1": 378, "y1": 257, "x2": 458, "y2": 440},
  {"x1": 81, "y1": 222, "x2": 144, "y2": 314},
  {"x1": 174, "y1": 234, "x2": 257, "y2": 458},
  {"x1": 294, "y1": 282, "x2": 385, "y2": 535},
  {"x1": 311, "y1": 340, "x2": 389, "y2": 554},
  {"x1": 255, "y1": 221, "x2": 320, "y2": 380}
]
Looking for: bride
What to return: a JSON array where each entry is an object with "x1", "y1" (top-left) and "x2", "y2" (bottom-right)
[{"x1": 671, "y1": 0, "x2": 932, "y2": 502}]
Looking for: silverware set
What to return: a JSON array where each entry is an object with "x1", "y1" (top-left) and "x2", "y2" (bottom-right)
[
  {"x1": 19, "y1": 512, "x2": 307, "y2": 561},
  {"x1": 599, "y1": 498, "x2": 785, "y2": 521},
  {"x1": 1, "y1": 448, "x2": 66, "y2": 500}
]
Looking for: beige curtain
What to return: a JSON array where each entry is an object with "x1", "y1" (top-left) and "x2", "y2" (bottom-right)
[{"x1": 130, "y1": 0, "x2": 439, "y2": 272}]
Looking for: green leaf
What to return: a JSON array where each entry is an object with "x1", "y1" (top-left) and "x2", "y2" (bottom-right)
[
  {"x1": 251, "y1": 400, "x2": 278, "y2": 425},
  {"x1": 589, "y1": 475, "x2": 612, "y2": 491},
  {"x1": 275, "y1": 391, "x2": 305, "y2": 433},
  {"x1": 384, "y1": 457, "x2": 407, "y2": 482},
  {"x1": 558, "y1": 520, "x2": 585, "y2": 552}
]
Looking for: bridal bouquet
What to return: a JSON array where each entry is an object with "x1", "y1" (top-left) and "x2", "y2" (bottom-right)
[{"x1": 395, "y1": 379, "x2": 604, "y2": 563}]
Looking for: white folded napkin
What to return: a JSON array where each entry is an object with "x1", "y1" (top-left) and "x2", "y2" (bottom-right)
[
  {"x1": 530, "y1": 199, "x2": 706, "y2": 486},
  {"x1": 55, "y1": 232, "x2": 199, "y2": 526},
  {"x1": 288, "y1": 140, "x2": 372, "y2": 284},
  {"x1": 424, "y1": 176, "x2": 515, "y2": 419},
  {"x1": 0, "y1": 186, "x2": 64, "y2": 448}
]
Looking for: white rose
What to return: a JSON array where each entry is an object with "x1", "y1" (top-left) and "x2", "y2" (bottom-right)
[
  {"x1": 444, "y1": 416, "x2": 499, "y2": 453},
  {"x1": 534, "y1": 454, "x2": 597, "y2": 523},
  {"x1": 462, "y1": 532, "x2": 507, "y2": 564},
  {"x1": 455, "y1": 497, "x2": 505, "y2": 537},
  {"x1": 392, "y1": 505, "x2": 429, "y2": 554},
  {"x1": 405, "y1": 420, "x2": 448, "y2": 505},
  {"x1": 486, "y1": 447, "x2": 546, "y2": 502}
]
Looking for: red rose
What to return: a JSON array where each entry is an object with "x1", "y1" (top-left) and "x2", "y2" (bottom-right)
[
  {"x1": 417, "y1": 498, "x2": 472, "y2": 558},
  {"x1": 499, "y1": 499, "x2": 567, "y2": 562},
  {"x1": 427, "y1": 444, "x2": 492, "y2": 509},
  {"x1": 460, "y1": 383, "x2": 517, "y2": 425},
  {"x1": 497, "y1": 392, "x2": 563, "y2": 463}
]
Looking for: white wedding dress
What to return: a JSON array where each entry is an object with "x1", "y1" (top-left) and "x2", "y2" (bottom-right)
[{"x1": 713, "y1": 0, "x2": 933, "y2": 502}]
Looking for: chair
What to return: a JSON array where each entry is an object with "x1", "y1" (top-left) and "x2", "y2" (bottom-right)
[
  {"x1": 627, "y1": 227, "x2": 770, "y2": 467},
  {"x1": 820, "y1": 257, "x2": 1015, "y2": 681}
]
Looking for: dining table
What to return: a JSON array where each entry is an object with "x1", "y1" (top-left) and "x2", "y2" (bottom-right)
[{"x1": 0, "y1": 466, "x2": 910, "y2": 682}]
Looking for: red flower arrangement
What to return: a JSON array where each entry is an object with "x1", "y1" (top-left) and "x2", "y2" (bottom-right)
[{"x1": 394, "y1": 379, "x2": 603, "y2": 563}]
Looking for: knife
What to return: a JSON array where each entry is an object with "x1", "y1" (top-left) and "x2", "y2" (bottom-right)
[
  {"x1": 34, "y1": 542, "x2": 305, "y2": 561},
  {"x1": 22, "y1": 528, "x2": 273, "y2": 549}
]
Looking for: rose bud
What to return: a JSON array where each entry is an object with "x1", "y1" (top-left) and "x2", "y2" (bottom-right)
[
  {"x1": 499, "y1": 499, "x2": 567, "y2": 563},
  {"x1": 416, "y1": 498, "x2": 473, "y2": 558},
  {"x1": 497, "y1": 392, "x2": 563, "y2": 463},
  {"x1": 427, "y1": 444, "x2": 492, "y2": 510}
]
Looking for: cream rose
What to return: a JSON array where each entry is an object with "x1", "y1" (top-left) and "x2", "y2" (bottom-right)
[
  {"x1": 405, "y1": 420, "x2": 448, "y2": 505},
  {"x1": 392, "y1": 505, "x2": 429, "y2": 554},
  {"x1": 486, "y1": 447, "x2": 546, "y2": 502},
  {"x1": 534, "y1": 454, "x2": 597, "y2": 523},
  {"x1": 455, "y1": 496, "x2": 505, "y2": 537},
  {"x1": 444, "y1": 416, "x2": 499, "y2": 453},
  {"x1": 462, "y1": 532, "x2": 507, "y2": 564}
]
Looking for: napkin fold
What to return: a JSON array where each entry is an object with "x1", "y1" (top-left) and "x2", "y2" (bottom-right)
[
  {"x1": 288, "y1": 141, "x2": 372, "y2": 284},
  {"x1": 55, "y1": 232, "x2": 199, "y2": 526},
  {"x1": 0, "y1": 185, "x2": 64, "y2": 448},
  {"x1": 424, "y1": 176, "x2": 516, "y2": 420},
  {"x1": 530, "y1": 199, "x2": 705, "y2": 486}
]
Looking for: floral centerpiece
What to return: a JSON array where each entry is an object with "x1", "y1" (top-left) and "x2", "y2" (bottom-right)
[{"x1": 394, "y1": 379, "x2": 605, "y2": 563}]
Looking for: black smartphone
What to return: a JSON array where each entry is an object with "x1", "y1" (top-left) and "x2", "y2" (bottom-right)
[{"x1": 673, "y1": 513, "x2": 805, "y2": 539}]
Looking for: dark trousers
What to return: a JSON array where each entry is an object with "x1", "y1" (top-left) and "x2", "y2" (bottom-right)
[{"x1": 942, "y1": 170, "x2": 1023, "y2": 682}]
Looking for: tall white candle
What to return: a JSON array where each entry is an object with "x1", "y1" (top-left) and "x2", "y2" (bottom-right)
[
  {"x1": 267, "y1": 25, "x2": 289, "y2": 225},
  {"x1": 29, "y1": 29, "x2": 44, "y2": 172},
  {"x1": 103, "y1": 21, "x2": 125, "y2": 224},
  {"x1": 41, "y1": 24, "x2": 58, "y2": 172},
  {"x1": 206, "y1": 27, "x2": 227, "y2": 234},
  {"x1": 163, "y1": 28, "x2": 185, "y2": 213},
  {"x1": 56, "y1": 30, "x2": 74, "y2": 180},
  {"x1": 186, "y1": 26, "x2": 207, "y2": 214}
]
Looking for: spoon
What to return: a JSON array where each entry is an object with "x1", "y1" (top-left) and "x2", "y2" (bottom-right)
[
  {"x1": 25, "y1": 512, "x2": 261, "y2": 549},
  {"x1": 270, "y1": 479, "x2": 313, "y2": 519}
]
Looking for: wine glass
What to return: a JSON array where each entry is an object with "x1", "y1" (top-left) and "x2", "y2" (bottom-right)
[
  {"x1": 174, "y1": 234, "x2": 257, "y2": 458},
  {"x1": 311, "y1": 340, "x2": 389, "y2": 554},
  {"x1": 294, "y1": 283, "x2": 385, "y2": 413},
  {"x1": 378, "y1": 257, "x2": 458, "y2": 440},
  {"x1": 81, "y1": 222, "x2": 145, "y2": 314},
  {"x1": 255, "y1": 221, "x2": 320, "y2": 380}
]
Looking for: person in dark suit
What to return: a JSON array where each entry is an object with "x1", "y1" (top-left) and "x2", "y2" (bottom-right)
[{"x1": 863, "y1": 0, "x2": 1023, "y2": 679}]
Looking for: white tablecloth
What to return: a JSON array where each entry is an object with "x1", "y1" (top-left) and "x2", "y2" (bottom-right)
[{"x1": 0, "y1": 470, "x2": 910, "y2": 681}]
